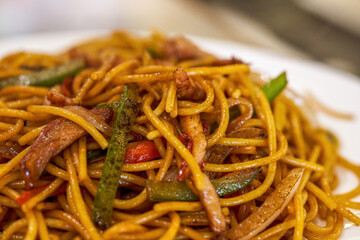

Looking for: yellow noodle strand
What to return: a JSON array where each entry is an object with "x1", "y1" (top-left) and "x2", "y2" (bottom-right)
[
  {"x1": 159, "y1": 212, "x2": 180, "y2": 240},
  {"x1": 0, "y1": 119, "x2": 24, "y2": 142},
  {"x1": 22, "y1": 178, "x2": 64, "y2": 212},
  {"x1": 0, "y1": 147, "x2": 30, "y2": 179},
  {"x1": 215, "y1": 138, "x2": 267, "y2": 147},
  {"x1": 143, "y1": 95, "x2": 205, "y2": 191},
  {"x1": 87, "y1": 59, "x2": 139, "y2": 98},
  {"x1": 17, "y1": 125, "x2": 45, "y2": 146},
  {"x1": 64, "y1": 149, "x2": 101, "y2": 240},
  {"x1": 5, "y1": 97, "x2": 43, "y2": 109},
  {"x1": 203, "y1": 132, "x2": 287, "y2": 172},
  {"x1": 0, "y1": 218, "x2": 27, "y2": 240},
  {"x1": 206, "y1": 82, "x2": 229, "y2": 148},
  {"x1": 306, "y1": 182, "x2": 337, "y2": 211},
  {"x1": 35, "y1": 211, "x2": 50, "y2": 240},
  {"x1": 27, "y1": 105, "x2": 108, "y2": 149},
  {"x1": 78, "y1": 137, "x2": 89, "y2": 182},
  {"x1": 177, "y1": 77, "x2": 215, "y2": 115},
  {"x1": 165, "y1": 81, "x2": 176, "y2": 113},
  {"x1": 294, "y1": 190, "x2": 304, "y2": 240},
  {"x1": 102, "y1": 222, "x2": 148, "y2": 239},
  {"x1": 0, "y1": 86, "x2": 49, "y2": 96},
  {"x1": 24, "y1": 210, "x2": 38, "y2": 240}
]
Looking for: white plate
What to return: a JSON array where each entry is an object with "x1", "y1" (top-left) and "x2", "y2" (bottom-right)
[{"x1": 1, "y1": 30, "x2": 359, "y2": 239}]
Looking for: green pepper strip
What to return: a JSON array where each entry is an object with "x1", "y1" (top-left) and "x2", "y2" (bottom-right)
[
  {"x1": 0, "y1": 59, "x2": 85, "y2": 89},
  {"x1": 211, "y1": 72, "x2": 287, "y2": 133},
  {"x1": 86, "y1": 149, "x2": 106, "y2": 162},
  {"x1": 229, "y1": 106, "x2": 241, "y2": 121},
  {"x1": 92, "y1": 85, "x2": 139, "y2": 229},
  {"x1": 146, "y1": 168, "x2": 259, "y2": 202},
  {"x1": 261, "y1": 72, "x2": 288, "y2": 102}
]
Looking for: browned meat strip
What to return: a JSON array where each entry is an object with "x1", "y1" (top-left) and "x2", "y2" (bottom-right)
[
  {"x1": 0, "y1": 142, "x2": 24, "y2": 162},
  {"x1": 205, "y1": 128, "x2": 266, "y2": 179},
  {"x1": 20, "y1": 108, "x2": 113, "y2": 188},
  {"x1": 197, "y1": 174, "x2": 226, "y2": 233},
  {"x1": 164, "y1": 36, "x2": 205, "y2": 60},
  {"x1": 180, "y1": 114, "x2": 206, "y2": 165},
  {"x1": 174, "y1": 67, "x2": 205, "y2": 101},
  {"x1": 180, "y1": 114, "x2": 226, "y2": 233},
  {"x1": 179, "y1": 114, "x2": 206, "y2": 179},
  {"x1": 45, "y1": 86, "x2": 73, "y2": 107}
]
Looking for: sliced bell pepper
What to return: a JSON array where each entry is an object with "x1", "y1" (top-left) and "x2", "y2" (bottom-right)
[
  {"x1": 261, "y1": 72, "x2": 287, "y2": 102},
  {"x1": 16, "y1": 182, "x2": 67, "y2": 205},
  {"x1": 92, "y1": 85, "x2": 140, "y2": 229},
  {"x1": 0, "y1": 59, "x2": 84, "y2": 89},
  {"x1": 146, "y1": 168, "x2": 259, "y2": 202},
  {"x1": 124, "y1": 141, "x2": 160, "y2": 164}
]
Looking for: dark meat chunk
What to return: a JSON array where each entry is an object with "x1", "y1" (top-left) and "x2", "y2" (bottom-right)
[
  {"x1": 0, "y1": 142, "x2": 24, "y2": 162},
  {"x1": 164, "y1": 36, "x2": 205, "y2": 60},
  {"x1": 174, "y1": 67, "x2": 205, "y2": 101},
  {"x1": 45, "y1": 86, "x2": 73, "y2": 107},
  {"x1": 20, "y1": 108, "x2": 113, "y2": 188}
]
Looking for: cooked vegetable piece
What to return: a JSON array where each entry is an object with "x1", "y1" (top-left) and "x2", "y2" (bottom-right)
[
  {"x1": 210, "y1": 73, "x2": 287, "y2": 132},
  {"x1": 204, "y1": 128, "x2": 265, "y2": 179},
  {"x1": 124, "y1": 141, "x2": 160, "y2": 164},
  {"x1": 261, "y1": 72, "x2": 287, "y2": 102},
  {"x1": 227, "y1": 168, "x2": 303, "y2": 240},
  {"x1": 146, "y1": 168, "x2": 259, "y2": 201},
  {"x1": 0, "y1": 59, "x2": 85, "y2": 89},
  {"x1": 229, "y1": 106, "x2": 241, "y2": 121},
  {"x1": 20, "y1": 108, "x2": 113, "y2": 189},
  {"x1": 92, "y1": 85, "x2": 140, "y2": 229},
  {"x1": 87, "y1": 149, "x2": 107, "y2": 162},
  {"x1": 179, "y1": 113, "x2": 225, "y2": 232},
  {"x1": 16, "y1": 182, "x2": 67, "y2": 205}
]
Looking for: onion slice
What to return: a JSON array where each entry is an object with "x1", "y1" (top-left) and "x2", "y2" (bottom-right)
[
  {"x1": 65, "y1": 106, "x2": 112, "y2": 136},
  {"x1": 227, "y1": 168, "x2": 303, "y2": 240}
]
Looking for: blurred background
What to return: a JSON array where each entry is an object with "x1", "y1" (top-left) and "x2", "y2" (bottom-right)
[{"x1": 0, "y1": 0, "x2": 359, "y2": 76}]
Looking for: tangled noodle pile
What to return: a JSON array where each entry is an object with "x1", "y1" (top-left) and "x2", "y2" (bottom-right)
[{"x1": 0, "y1": 31, "x2": 359, "y2": 240}]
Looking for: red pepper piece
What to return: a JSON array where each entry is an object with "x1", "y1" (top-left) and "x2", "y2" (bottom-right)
[
  {"x1": 61, "y1": 77, "x2": 73, "y2": 98},
  {"x1": 178, "y1": 161, "x2": 188, "y2": 182},
  {"x1": 202, "y1": 121, "x2": 210, "y2": 135},
  {"x1": 124, "y1": 141, "x2": 160, "y2": 164},
  {"x1": 178, "y1": 133, "x2": 192, "y2": 151},
  {"x1": 16, "y1": 182, "x2": 67, "y2": 205}
]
